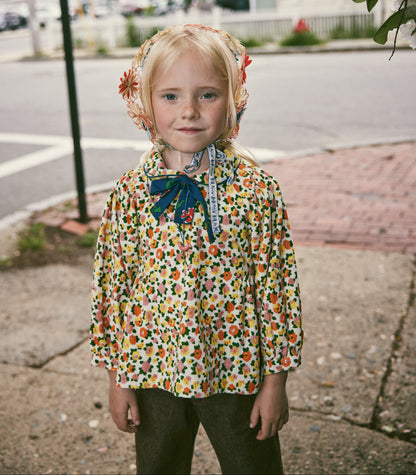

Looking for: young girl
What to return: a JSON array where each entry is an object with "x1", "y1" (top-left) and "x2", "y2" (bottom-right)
[{"x1": 90, "y1": 24, "x2": 302, "y2": 475}]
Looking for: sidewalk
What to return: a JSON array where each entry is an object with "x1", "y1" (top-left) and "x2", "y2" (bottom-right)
[
  {"x1": 0, "y1": 142, "x2": 415, "y2": 474},
  {"x1": 1, "y1": 36, "x2": 410, "y2": 64}
]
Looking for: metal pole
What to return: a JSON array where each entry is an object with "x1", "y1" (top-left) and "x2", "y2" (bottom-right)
[
  {"x1": 27, "y1": 0, "x2": 41, "y2": 55},
  {"x1": 59, "y1": 0, "x2": 88, "y2": 223}
]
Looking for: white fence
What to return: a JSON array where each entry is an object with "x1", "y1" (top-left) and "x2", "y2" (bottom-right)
[
  {"x1": 117, "y1": 9, "x2": 376, "y2": 44},
  {"x1": 42, "y1": 9, "x2": 376, "y2": 52}
]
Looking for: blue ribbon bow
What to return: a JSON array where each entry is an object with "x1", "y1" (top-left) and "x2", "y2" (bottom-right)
[{"x1": 149, "y1": 174, "x2": 215, "y2": 243}]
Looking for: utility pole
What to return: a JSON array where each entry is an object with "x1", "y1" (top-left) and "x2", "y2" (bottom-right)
[
  {"x1": 60, "y1": 0, "x2": 88, "y2": 223},
  {"x1": 27, "y1": 0, "x2": 41, "y2": 55}
]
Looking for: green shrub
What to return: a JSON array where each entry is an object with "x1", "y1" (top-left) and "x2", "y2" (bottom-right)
[
  {"x1": 73, "y1": 37, "x2": 86, "y2": 49},
  {"x1": 18, "y1": 223, "x2": 46, "y2": 252},
  {"x1": 330, "y1": 20, "x2": 378, "y2": 39},
  {"x1": 126, "y1": 16, "x2": 142, "y2": 47},
  {"x1": 126, "y1": 19, "x2": 160, "y2": 47},
  {"x1": 144, "y1": 6, "x2": 156, "y2": 16},
  {"x1": 96, "y1": 44, "x2": 108, "y2": 55},
  {"x1": 241, "y1": 37, "x2": 264, "y2": 48},
  {"x1": 280, "y1": 31, "x2": 324, "y2": 47}
]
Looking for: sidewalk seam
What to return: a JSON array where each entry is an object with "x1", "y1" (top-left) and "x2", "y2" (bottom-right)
[{"x1": 369, "y1": 255, "x2": 416, "y2": 440}]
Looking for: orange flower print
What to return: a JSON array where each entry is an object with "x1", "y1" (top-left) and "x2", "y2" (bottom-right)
[
  {"x1": 229, "y1": 325, "x2": 239, "y2": 336},
  {"x1": 156, "y1": 249, "x2": 164, "y2": 259},
  {"x1": 226, "y1": 302, "x2": 235, "y2": 313},
  {"x1": 209, "y1": 244, "x2": 219, "y2": 256},
  {"x1": 288, "y1": 333, "x2": 298, "y2": 344},
  {"x1": 243, "y1": 178, "x2": 251, "y2": 188},
  {"x1": 129, "y1": 334, "x2": 137, "y2": 345},
  {"x1": 172, "y1": 270, "x2": 181, "y2": 280},
  {"x1": 223, "y1": 271, "x2": 232, "y2": 281},
  {"x1": 281, "y1": 356, "x2": 291, "y2": 367},
  {"x1": 258, "y1": 180, "x2": 267, "y2": 189},
  {"x1": 139, "y1": 328, "x2": 148, "y2": 338},
  {"x1": 242, "y1": 351, "x2": 252, "y2": 362},
  {"x1": 194, "y1": 348, "x2": 202, "y2": 360},
  {"x1": 248, "y1": 382, "x2": 256, "y2": 394},
  {"x1": 158, "y1": 348, "x2": 166, "y2": 358}
]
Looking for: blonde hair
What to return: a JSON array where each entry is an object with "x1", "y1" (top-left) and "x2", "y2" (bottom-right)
[{"x1": 129, "y1": 25, "x2": 258, "y2": 167}]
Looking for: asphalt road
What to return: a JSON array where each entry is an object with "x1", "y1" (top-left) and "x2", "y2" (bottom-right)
[{"x1": 0, "y1": 48, "x2": 415, "y2": 222}]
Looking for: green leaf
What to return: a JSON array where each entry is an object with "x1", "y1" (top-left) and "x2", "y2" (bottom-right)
[
  {"x1": 366, "y1": 0, "x2": 379, "y2": 12},
  {"x1": 351, "y1": 0, "x2": 379, "y2": 12},
  {"x1": 374, "y1": 6, "x2": 416, "y2": 44}
]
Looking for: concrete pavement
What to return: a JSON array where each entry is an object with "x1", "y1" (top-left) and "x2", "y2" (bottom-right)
[{"x1": 0, "y1": 142, "x2": 415, "y2": 474}]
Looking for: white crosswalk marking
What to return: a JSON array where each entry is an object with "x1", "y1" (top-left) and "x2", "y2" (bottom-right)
[
  {"x1": 0, "y1": 132, "x2": 287, "y2": 179},
  {"x1": 0, "y1": 144, "x2": 73, "y2": 179}
]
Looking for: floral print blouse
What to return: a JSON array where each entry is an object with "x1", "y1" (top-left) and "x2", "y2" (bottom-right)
[{"x1": 90, "y1": 148, "x2": 303, "y2": 398}]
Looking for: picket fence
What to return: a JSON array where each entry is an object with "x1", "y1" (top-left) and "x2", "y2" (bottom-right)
[
  {"x1": 118, "y1": 8, "x2": 376, "y2": 43},
  {"x1": 44, "y1": 9, "x2": 376, "y2": 52}
]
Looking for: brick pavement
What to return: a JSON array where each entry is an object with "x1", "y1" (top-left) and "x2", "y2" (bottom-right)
[
  {"x1": 38, "y1": 142, "x2": 415, "y2": 255},
  {"x1": 263, "y1": 142, "x2": 416, "y2": 254}
]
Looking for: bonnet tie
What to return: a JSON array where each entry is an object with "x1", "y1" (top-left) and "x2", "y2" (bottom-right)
[{"x1": 149, "y1": 174, "x2": 215, "y2": 243}]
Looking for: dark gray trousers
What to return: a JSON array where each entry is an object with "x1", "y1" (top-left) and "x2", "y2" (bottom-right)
[{"x1": 135, "y1": 388, "x2": 284, "y2": 475}]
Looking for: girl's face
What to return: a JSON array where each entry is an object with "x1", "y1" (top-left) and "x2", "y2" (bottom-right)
[{"x1": 151, "y1": 50, "x2": 228, "y2": 158}]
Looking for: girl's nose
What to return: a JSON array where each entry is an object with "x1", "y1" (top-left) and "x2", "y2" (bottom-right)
[{"x1": 181, "y1": 100, "x2": 199, "y2": 120}]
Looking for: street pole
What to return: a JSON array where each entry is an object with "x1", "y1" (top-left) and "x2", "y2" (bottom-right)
[
  {"x1": 59, "y1": 0, "x2": 88, "y2": 223},
  {"x1": 27, "y1": 0, "x2": 41, "y2": 55}
]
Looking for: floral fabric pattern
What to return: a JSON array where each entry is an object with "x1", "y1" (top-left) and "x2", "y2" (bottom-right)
[{"x1": 90, "y1": 149, "x2": 303, "y2": 398}]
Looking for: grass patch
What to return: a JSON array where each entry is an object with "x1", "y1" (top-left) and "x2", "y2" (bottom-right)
[
  {"x1": 76, "y1": 230, "x2": 98, "y2": 248},
  {"x1": 18, "y1": 223, "x2": 46, "y2": 252},
  {"x1": 280, "y1": 31, "x2": 324, "y2": 47},
  {"x1": 1, "y1": 223, "x2": 98, "y2": 271}
]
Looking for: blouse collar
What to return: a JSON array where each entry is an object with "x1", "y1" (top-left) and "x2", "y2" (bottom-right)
[{"x1": 143, "y1": 147, "x2": 238, "y2": 187}]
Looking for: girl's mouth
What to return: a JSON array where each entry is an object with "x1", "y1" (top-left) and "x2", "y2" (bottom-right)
[{"x1": 177, "y1": 127, "x2": 203, "y2": 134}]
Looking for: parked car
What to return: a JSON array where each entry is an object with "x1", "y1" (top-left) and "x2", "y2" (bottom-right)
[
  {"x1": 0, "y1": 13, "x2": 6, "y2": 31},
  {"x1": 119, "y1": 0, "x2": 153, "y2": 16},
  {"x1": 153, "y1": 0, "x2": 182, "y2": 15},
  {"x1": 3, "y1": 11, "x2": 23, "y2": 29},
  {"x1": 216, "y1": 0, "x2": 248, "y2": 10}
]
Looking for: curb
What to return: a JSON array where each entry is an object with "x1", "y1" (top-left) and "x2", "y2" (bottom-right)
[
  {"x1": 2, "y1": 39, "x2": 411, "y2": 63},
  {"x1": 260, "y1": 135, "x2": 416, "y2": 162}
]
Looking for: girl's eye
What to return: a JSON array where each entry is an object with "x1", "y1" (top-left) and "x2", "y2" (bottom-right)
[
  {"x1": 202, "y1": 92, "x2": 216, "y2": 100},
  {"x1": 164, "y1": 94, "x2": 176, "y2": 101}
]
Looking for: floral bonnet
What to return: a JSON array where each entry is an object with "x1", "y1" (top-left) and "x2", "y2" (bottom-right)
[{"x1": 118, "y1": 24, "x2": 251, "y2": 143}]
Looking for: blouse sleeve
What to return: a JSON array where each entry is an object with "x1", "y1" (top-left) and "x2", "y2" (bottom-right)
[
  {"x1": 251, "y1": 173, "x2": 303, "y2": 374},
  {"x1": 90, "y1": 179, "x2": 139, "y2": 370}
]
